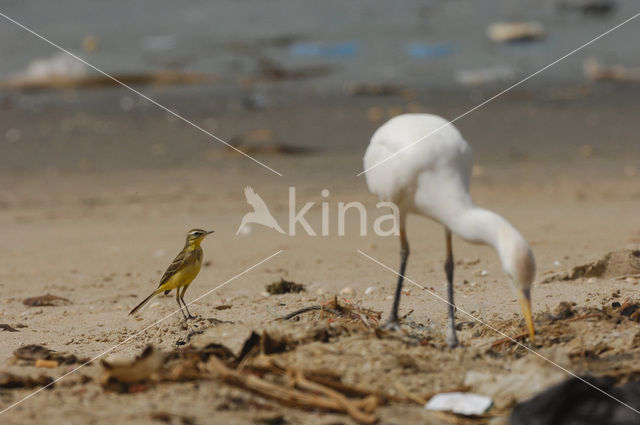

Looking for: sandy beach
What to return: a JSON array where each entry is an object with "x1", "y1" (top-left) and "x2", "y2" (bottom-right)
[
  {"x1": 2, "y1": 1, "x2": 640, "y2": 423},
  {"x1": 1, "y1": 85, "x2": 640, "y2": 424}
]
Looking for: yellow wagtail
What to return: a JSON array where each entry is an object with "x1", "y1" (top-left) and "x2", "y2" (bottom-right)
[{"x1": 129, "y1": 228, "x2": 214, "y2": 320}]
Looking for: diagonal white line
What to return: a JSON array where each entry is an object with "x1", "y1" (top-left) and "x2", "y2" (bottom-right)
[
  {"x1": 0, "y1": 10, "x2": 283, "y2": 177},
  {"x1": 0, "y1": 250, "x2": 283, "y2": 416},
  {"x1": 357, "y1": 249, "x2": 640, "y2": 415},
  {"x1": 358, "y1": 11, "x2": 640, "y2": 177}
]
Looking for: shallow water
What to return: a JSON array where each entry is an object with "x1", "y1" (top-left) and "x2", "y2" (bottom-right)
[{"x1": 1, "y1": 0, "x2": 638, "y2": 90}]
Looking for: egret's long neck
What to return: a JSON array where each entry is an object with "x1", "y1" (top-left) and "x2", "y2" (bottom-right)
[
  {"x1": 445, "y1": 206, "x2": 535, "y2": 289},
  {"x1": 446, "y1": 207, "x2": 507, "y2": 248}
]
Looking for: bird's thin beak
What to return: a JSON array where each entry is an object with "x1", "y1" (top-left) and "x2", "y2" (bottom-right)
[
  {"x1": 206, "y1": 230, "x2": 215, "y2": 235},
  {"x1": 518, "y1": 289, "x2": 535, "y2": 344}
]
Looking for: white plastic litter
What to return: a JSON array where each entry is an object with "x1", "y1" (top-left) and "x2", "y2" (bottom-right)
[{"x1": 425, "y1": 392, "x2": 492, "y2": 416}]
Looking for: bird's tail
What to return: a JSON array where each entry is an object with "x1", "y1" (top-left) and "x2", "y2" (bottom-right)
[{"x1": 129, "y1": 290, "x2": 159, "y2": 316}]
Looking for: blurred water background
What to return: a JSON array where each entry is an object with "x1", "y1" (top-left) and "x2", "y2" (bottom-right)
[{"x1": 0, "y1": 0, "x2": 638, "y2": 173}]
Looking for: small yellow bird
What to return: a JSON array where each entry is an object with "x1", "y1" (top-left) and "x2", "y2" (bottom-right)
[{"x1": 129, "y1": 229, "x2": 214, "y2": 320}]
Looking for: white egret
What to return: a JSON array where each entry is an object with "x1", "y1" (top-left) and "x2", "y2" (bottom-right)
[{"x1": 363, "y1": 113, "x2": 535, "y2": 348}]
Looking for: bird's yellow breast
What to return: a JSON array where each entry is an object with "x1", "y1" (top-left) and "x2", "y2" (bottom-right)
[
  {"x1": 161, "y1": 260, "x2": 201, "y2": 291},
  {"x1": 158, "y1": 246, "x2": 203, "y2": 292}
]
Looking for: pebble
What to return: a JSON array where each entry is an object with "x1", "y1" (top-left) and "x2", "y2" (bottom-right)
[
  {"x1": 474, "y1": 270, "x2": 488, "y2": 277},
  {"x1": 261, "y1": 291, "x2": 271, "y2": 297},
  {"x1": 364, "y1": 286, "x2": 376, "y2": 295},
  {"x1": 340, "y1": 287, "x2": 355, "y2": 296}
]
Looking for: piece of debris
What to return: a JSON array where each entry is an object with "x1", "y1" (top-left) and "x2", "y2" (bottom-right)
[
  {"x1": 465, "y1": 352, "x2": 568, "y2": 409},
  {"x1": 290, "y1": 41, "x2": 358, "y2": 58},
  {"x1": 0, "y1": 324, "x2": 18, "y2": 332},
  {"x1": 101, "y1": 346, "x2": 165, "y2": 392},
  {"x1": 617, "y1": 299, "x2": 640, "y2": 322},
  {"x1": 345, "y1": 83, "x2": 406, "y2": 97},
  {"x1": 266, "y1": 279, "x2": 306, "y2": 295},
  {"x1": 553, "y1": 301, "x2": 577, "y2": 320},
  {"x1": 456, "y1": 66, "x2": 516, "y2": 86},
  {"x1": 340, "y1": 287, "x2": 356, "y2": 296},
  {"x1": 206, "y1": 356, "x2": 379, "y2": 424},
  {"x1": 247, "y1": 57, "x2": 332, "y2": 84},
  {"x1": 0, "y1": 371, "x2": 54, "y2": 389},
  {"x1": 556, "y1": 0, "x2": 616, "y2": 16},
  {"x1": 281, "y1": 296, "x2": 381, "y2": 327},
  {"x1": 23, "y1": 294, "x2": 72, "y2": 306},
  {"x1": 491, "y1": 302, "x2": 603, "y2": 350},
  {"x1": 149, "y1": 411, "x2": 196, "y2": 425},
  {"x1": 425, "y1": 392, "x2": 493, "y2": 416},
  {"x1": 1, "y1": 51, "x2": 215, "y2": 91},
  {"x1": 214, "y1": 304, "x2": 232, "y2": 311},
  {"x1": 584, "y1": 58, "x2": 640, "y2": 83},
  {"x1": 227, "y1": 130, "x2": 311, "y2": 156},
  {"x1": 406, "y1": 43, "x2": 453, "y2": 59},
  {"x1": 510, "y1": 376, "x2": 640, "y2": 425},
  {"x1": 13, "y1": 344, "x2": 54, "y2": 361},
  {"x1": 82, "y1": 35, "x2": 100, "y2": 53},
  {"x1": 543, "y1": 249, "x2": 640, "y2": 283},
  {"x1": 253, "y1": 413, "x2": 287, "y2": 425},
  {"x1": 487, "y1": 21, "x2": 546, "y2": 43},
  {"x1": 13, "y1": 344, "x2": 84, "y2": 365},
  {"x1": 35, "y1": 359, "x2": 59, "y2": 368}
]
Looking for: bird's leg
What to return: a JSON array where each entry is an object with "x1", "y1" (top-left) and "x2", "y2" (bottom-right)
[
  {"x1": 382, "y1": 225, "x2": 409, "y2": 330},
  {"x1": 180, "y1": 286, "x2": 195, "y2": 320},
  {"x1": 444, "y1": 228, "x2": 459, "y2": 348},
  {"x1": 176, "y1": 290, "x2": 187, "y2": 321}
]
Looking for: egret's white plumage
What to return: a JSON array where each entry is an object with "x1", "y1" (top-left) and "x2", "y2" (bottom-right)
[{"x1": 364, "y1": 113, "x2": 535, "y2": 347}]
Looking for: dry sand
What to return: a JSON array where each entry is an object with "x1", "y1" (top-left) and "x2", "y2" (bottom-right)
[{"x1": 1, "y1": 92, "x2": 640, "y2": 424}]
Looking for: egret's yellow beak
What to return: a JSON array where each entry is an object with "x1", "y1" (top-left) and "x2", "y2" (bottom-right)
[{"x1": 519, "y1": 290, "x2": 535, "y2": 344}]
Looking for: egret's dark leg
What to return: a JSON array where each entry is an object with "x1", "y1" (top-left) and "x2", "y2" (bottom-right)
[
  {"x1": 382, "y1": 222, "x2": 409, "y2": 330},
  {"x1": 180, "y1": 285, "x2": 195, "y2": 319},
  {"x1": 176, "y1": 290, "x2": 187, "y2": 321},
  {"x1": 445, "y1": 228, "x2": 459, "y2": 348}
]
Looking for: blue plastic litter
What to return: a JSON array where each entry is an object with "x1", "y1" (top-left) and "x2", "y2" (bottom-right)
[
  {"x1": 290, "y1": 42, "x2": 359, "y2": 58},
  {"x1": 406, "y1": 43, "x2": 453, "y2": 59}
]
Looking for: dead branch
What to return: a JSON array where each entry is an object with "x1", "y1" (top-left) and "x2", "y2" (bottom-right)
[
  {"x1": 291, "y1": 370, "x2": 379, "y2": 424},
  {"x1": 562, "y1": 313, "x2": 601, "y2": 323},
  {"x1": 205, "y1": 355, "x2": 379, "y2": 424},
  {"x1": 280, "y1": 305, "x2": 341, "y2": 320}
]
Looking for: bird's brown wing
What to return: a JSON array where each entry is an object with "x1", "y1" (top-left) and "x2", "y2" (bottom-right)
[{"x1": 158, "y1": 248, "x2": 187, "y2": 294}]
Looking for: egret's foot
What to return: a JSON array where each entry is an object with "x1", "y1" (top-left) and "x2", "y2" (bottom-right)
[
  {"x1": 186, "y1": 314, "x2": 197, "y2": 321},
  {"x1": 380, "y1": 318, "x2": 402, "y2": 331},
  {"x1": 446, "y1": 328, "x2": 459, "y2": 348}
]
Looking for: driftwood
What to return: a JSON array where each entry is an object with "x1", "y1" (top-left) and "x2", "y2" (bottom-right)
[
  {"x1": 206, "y1": 355, "x2": 379, "y2": 424},
  {"x1": 280, "y1": 296, "x2": 382, "y2": 327}
]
